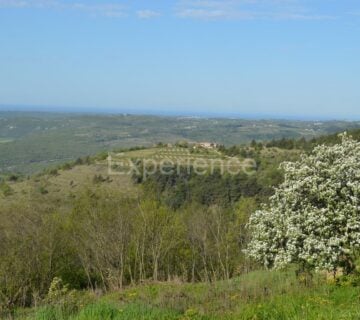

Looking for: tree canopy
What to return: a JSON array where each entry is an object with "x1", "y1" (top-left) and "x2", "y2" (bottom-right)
[{"x1": 246, "y1": 133, "x2": 360, "y2": 272}]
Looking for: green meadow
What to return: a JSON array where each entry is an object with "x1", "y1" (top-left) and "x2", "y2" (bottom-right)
[{"x1": 14, "y1": 270, "x2": 360, "y2": 320}]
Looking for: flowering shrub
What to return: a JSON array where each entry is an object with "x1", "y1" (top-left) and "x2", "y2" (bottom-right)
[
  {"x1": 44, "y1": 277, "x2": 94, "y2": 314},
  {"x1": 246, "y1": 133, "x2": 360, "y2": 272}
]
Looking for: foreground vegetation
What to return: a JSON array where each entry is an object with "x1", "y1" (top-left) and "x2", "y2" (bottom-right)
[{"x1": 9, "y1": 270, "x2": 360, "y2": 320}]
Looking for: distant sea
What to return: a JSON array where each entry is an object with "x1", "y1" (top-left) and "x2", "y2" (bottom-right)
[{"x1": 0, "y1": 104, "x2": 356, "y2": 122}]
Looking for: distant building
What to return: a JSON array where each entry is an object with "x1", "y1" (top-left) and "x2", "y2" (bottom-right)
[{"x1": 195, "y1": 142, "x2": 219, "y2": 149}]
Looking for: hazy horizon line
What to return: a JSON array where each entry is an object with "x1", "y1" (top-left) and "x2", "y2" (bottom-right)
[{"x1": 0, "y1": 104, "x2": 359, "y2": 122}]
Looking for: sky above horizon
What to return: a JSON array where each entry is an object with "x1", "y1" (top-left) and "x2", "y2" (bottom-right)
[{"x1": 1, "y1": 0, "x2": 360, "y2": 119}]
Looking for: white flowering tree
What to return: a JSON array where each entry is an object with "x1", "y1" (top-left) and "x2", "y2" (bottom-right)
[{"x1": 246, "y1": 133, "x2": 360, "y2": 273}]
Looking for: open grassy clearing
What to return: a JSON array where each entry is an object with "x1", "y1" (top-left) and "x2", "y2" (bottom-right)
[
  {"x1": 1, "y1": 162, "x2": 138, "y2": 205},
  {"x1": 109, "y1": 147, "x2": 239, "y2": 175},
  {"x1": 112, "y1": 147, "x2": 222, "y2": 159}
]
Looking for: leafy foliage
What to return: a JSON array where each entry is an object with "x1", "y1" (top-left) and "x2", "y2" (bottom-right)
[{"x1": 247, "y1": 134, "x2": 360, "y2": 272}]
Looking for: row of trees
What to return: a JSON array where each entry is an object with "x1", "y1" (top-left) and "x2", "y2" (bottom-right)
[
  {"x1": 135, "y1": 166, "x2": 282, "y2": 210},
  {"x1": 263, "y1": 128, "x2": 360, "y2": 150},
  {"x1": 0, "y1": 186, "x2": 257, "y2": 309}
]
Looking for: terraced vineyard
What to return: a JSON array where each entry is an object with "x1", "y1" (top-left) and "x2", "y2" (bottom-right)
[{"x1": 107, "y1": 146, "x2": 254, "y2": 179}]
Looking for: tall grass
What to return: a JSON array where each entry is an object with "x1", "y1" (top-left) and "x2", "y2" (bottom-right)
[
  {"x1": 31, "y1": 303, "x2": 183, "y2": 320},
  {"x1": 18, "y1": 269, "x2": 360, "y2": 320}
]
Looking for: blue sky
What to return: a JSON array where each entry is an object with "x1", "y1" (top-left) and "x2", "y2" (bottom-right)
[{"x1": 0, "y1": 0, "x2": 360, "y2": 119}]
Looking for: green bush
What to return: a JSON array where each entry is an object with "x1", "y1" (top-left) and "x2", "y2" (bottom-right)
[
  {"x1": 336, "y1": 273, "x2": 360, "y2": 287},
  {"x1": 42, "y1": 278, "x2": 94, "y2": 317},
  {"x1": 38, "y1": 186, "x2": 48, "y2": 194},
  {"x1": 0, "y1": 182, "x2": 13, "y2": 196}
]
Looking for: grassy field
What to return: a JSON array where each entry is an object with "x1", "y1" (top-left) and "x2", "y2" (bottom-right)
[
  {"x1": 0, "y1": 138, "x2": 13, "y2": 144},
  {"x1": 12, "y1": 269, "x2": 360, "y2": 320},
  {"x1": 1, "y1": 145, "x2": 241, "y2": 206},
  {"x1": 109, "y1": 146, "x2": 231, "y2": 176},
  {"x1": 1, "y1": 161, "x2": 138, "y2": 207}
]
